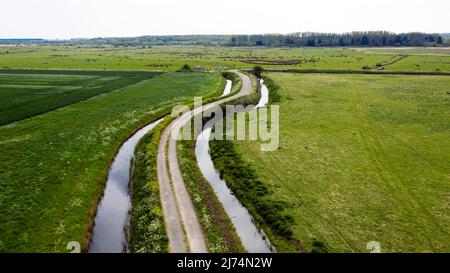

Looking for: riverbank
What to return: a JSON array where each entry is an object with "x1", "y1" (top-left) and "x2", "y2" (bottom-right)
[
  {"x1": 129, "y1": 118, "x2": 173, "y2": 253},
  {"x1": 207, "y1": 75, "x2": 302, "y2": 252},
  {"x1": 178, "y1": 139, "x2": 245, "y2": 252}
]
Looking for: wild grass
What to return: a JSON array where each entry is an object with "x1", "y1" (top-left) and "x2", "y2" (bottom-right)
[
  {"x1": 130, "y1": 118, "x2": 172, "y2": 253},
  {"x1": 233, "y1": 72, "x2": 450, "y2": 252},
  {"x1": 178, "y1": 140, "x2": 245, "y2": 253}
]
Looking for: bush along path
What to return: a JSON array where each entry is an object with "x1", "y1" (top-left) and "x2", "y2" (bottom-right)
[{"x1": 177, "y1": 139, "x2": 245, "y2": 253}]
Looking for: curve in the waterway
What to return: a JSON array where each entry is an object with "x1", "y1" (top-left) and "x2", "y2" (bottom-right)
[
  {"x1": 194, "y1": 78, "x2": 273, "y2": 253},
  {"x1": 196, "y1": 127, "x2": 272, "y2": 253},
  {"x1": 89, "y1": 119, "x2": 162, "y2": 253},
  {"x1": 221, "y1": 80, "x2": 232, "y2": 97},
  {"x1": 157, "y1": 71, "x2": 253, "y2": 253}
]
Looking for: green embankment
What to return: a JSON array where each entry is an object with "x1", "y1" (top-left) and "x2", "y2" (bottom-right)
[
  {"x1": 178, "y1": 140, "x2": 245, "y2": 253},
  {"x1": 130, "y1": 118, "x2": 172, "y2": 253}
]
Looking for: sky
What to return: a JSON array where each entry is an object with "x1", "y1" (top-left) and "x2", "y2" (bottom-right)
[{"x1": 1, "y1": 0, "x2": 449, "y2": 39}]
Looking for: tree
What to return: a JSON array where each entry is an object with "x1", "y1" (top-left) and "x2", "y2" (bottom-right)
[
  {"x1": 180, "y1": 64, "x2": 192, "y2": 72},
  {"x1": 253, "y1": 66, "x2": 264, "y2": 78},
  {"x1": 361, "y1": 36, "x2": 370, "y2": 46},
  {"x1": 255, "y1": 40, "x2": 264, "y2": 46},
  {"x1": 226, "y1": 32, "x2": 441, "y2": 48},
  {"x1": 307, "y1": 39, "x2": 316, "y2": 46}
]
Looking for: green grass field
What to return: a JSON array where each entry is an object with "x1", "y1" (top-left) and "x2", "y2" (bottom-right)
[
  {"x1": 0, "y1": 69, "x2": 156, "y2": 125},
  {"x1": 1, "y1": 44, "x2": 449, "y2": 253},
  {"x1": 1, "y1": 45, "x2": 449, "y2": 72},
  {"x1": 233, "y1": 73, "x2": 450, "y2": 252},
  {"x1": 0, "y1": 71, "x2": 224, "y2": 252}
]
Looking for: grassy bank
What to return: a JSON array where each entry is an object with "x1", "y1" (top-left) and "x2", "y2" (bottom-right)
[
  {"x1": 233, "y1": 72, "x2": 450, "y2": 252},
  {"x1": 209, "y1": 133, "x2": 300, "y2": 252},
  {"x1": 130, "y1": 118, "x2": 172, "y2": 253},
  {"x1": 0, "y1": 71, "x2": 224, "y2": 252},
  {"x1": 178, "y1": 140, "x2": 245, "y2": 252}
]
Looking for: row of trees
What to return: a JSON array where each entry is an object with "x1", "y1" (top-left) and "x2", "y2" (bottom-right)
[
  {"x1": 69, "y1": 35, "x2": 229, "y2": 46},
  {"x1": 227, "y1": 31, "x2": 444, "y2": 47}
]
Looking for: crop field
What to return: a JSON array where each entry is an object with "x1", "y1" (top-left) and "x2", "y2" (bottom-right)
[
  {"x1": 0, "y1": 69, "x2": 156, "y2": 125},
  {"x1": 232, "y1": 73, "x2": 450, "y2": 252},
  {"x1": 0, "y1": 72, "x2": 224, "y2": 252},
  {"x1": 1, "y1": 45, "x2": 450, "y2": 72}
]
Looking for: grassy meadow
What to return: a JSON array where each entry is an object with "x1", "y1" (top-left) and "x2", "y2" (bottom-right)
[
  {"x1": 0, "y1": 72, "x2": 224, "y2": 252},
  {"x1": 232, "y1": 73, "x2": 450, "y2": 252},
  {"x1": 0, "y1": 43, "x2": 449, "y2": 253},
  {"x1": 1, "y1": 45, "x2": 450, "y2": 72}
]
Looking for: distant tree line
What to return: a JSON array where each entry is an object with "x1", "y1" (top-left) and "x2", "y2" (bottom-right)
[
  {"x1": 1, "y1": 32, "x2": 447, "y2": 47},
  {"x1": 227, "y1": 31, "x2": 445, "y2": 47},
  {"x1": 69, "y1": 35, "x2": 230, "y2": 46},
  {"x1": 0, "y1": 38, "x2": 45, "y2": 44}
]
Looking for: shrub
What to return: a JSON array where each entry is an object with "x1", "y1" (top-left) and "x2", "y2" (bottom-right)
[
  {"x1": 253, "y1": 66, "x2": 264, "y2": 78},
  {"x1": 180, "y1": 64, "x2": 192, "y2": 72},
  {"x1": 311, "y1": 239, "x2": 329, "y2": 253}
]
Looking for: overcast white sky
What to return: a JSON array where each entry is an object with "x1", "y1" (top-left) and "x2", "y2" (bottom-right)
[{"x1": 1, "y1": 0, "x2": 449, "y2": 39}]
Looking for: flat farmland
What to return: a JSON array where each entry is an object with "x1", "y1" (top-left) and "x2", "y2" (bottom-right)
[
  {"x1": 1, "y1": 45, "x2": 449, "y2": 72},
  {"x1": 0, "y1": 71, "x2": 224, "y2": 252},
  {"x1": 233, "y1": 73, "x2": 450, "y2": 252},
  {"x1": 0, "y1": 69, "x2": 156, "y2": 125}
]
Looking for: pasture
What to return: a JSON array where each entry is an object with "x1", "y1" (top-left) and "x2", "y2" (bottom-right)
[
  {"x1": 1, "y1": 45, "x2": 449, "y2": 72},
  {"x1": 233, "y1": 73, "x2": 450, "y2": 252}
]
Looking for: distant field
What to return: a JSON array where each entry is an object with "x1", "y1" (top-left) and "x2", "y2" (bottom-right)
[
  {"x1": 384, "y1": 55, "x2": 450, "y2": 72},
  {"x1": 0, "y1": 69, "x2": 157, "y2": 125},
  {"x1": 0, "y1": 72, "x2": 224, "y2": 252},
  {"x1": 354, "y1": 47, "x2": 450, "y2": 55},
  {"x1": 1, "y1": 45, "x2": 449, "y2": 72},
  {"x1": 234, "y1": 73, "x2": 450, "y2": 252}
]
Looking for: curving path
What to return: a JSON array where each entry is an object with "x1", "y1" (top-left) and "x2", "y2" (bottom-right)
[{"x1": 156, "y1": 71, "x2": 253, "y2": 253}]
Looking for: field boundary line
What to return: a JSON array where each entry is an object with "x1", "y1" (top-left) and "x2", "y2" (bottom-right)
[{"x1": 251, "y1": 68, "x2": 450, "y2": 76}]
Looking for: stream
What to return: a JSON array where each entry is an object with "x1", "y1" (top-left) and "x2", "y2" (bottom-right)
[
  {"x1": 195, "y1": 79, "x2": 272, "y2": 253},
  {"x1": 88, "y1": 78, "x2": 269, "y2": 253},
  {"x1": 88, "y1": 119, "x2": 162, "y2": 253},
  {"x1": 221, "y1": 80, "x2": 232, "y2": 97}
]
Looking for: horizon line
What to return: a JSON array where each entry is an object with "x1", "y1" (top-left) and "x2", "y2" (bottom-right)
[{"x1": 1, "y1": 30, "x2": 449, "y2": 41}]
